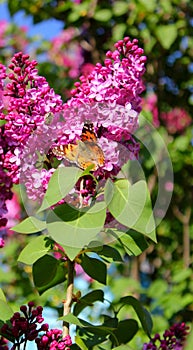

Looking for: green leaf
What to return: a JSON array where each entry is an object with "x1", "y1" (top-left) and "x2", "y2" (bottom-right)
[
  {"x1": 119, "y1": 296, "x2": 153, "y2": 337},
  {"x1": 61, "y1": 314, "x2": 117, "y2": 334},
  {"x1": 113, "y1": 1, "x2": 129, "y2": 16},
  {"x1": 112, "y1": 23, "x2": 127, "y2": 43},
  {"x1": 73, "y1": 290, "x2": 104, "y2": 316},
  {"x1": 0, "y1": 289, "x2": 6, "y2": 302},
  {"x1": 0, "y1": 300, "x2": 13, "y2": 322},
  {"x1": 93, "y1": 9, "x2": 112, "y2": 22},
  {"x1": 33, "y1": 254, "x2": 67, "y2": 294},
  {"x1": 110, "y1": 319, "x2": 138, "y2": 345},
  {"x1": 38, "y1": 166, "x2": 83, "y2": 212},
  {"x1": 81, "y1": 254, "x2": 107, "y2": 285},
  {"x1": 116, "y1": 230, "x2": 149, "y2": 256},
  {"x1": 12, "y1": 216, "x2": 46, "y2": 234},
  {"x1": 105, "y1": 179, "x2": 156, "y2": 241},
  {"x1": 186, "y1": 325, "x2": 193, "y2": 350},
  {"x1": 138, "y1": 0, "x2": 157, "y2": 11},
  {"x1": 75, "y1": 336, "x2": 88, "y2": 350},
  {"x1": 46, "y1": 202, "x2": 106, "y2": 259},
  {"x1": 18, "y1": 235, "x2": 51, "y2": 264},
  {"x1": 61, "y1": 313, "x2": 84, "y2": 327},
  {"x1": 113, "y1": 346, "x2": 133, "y2": 350},
  {"x1": 155, "y1": 24, "x2": 178, "y2": 49},
  {"x1": 98, "y1": 245, "x2": 123, "y2": 262}
]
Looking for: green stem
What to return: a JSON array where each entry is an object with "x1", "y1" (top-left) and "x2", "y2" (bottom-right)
[{"x1": 62, "y1": 259, "x2": 75, "y2": 337}]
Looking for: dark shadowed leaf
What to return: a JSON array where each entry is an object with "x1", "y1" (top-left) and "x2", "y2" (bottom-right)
[
  {"x1": 33, "y1": 254, "x2": 67, "y2": 294},
  {"x1": 73, "y1": 290, "x2": 104, "y2": 316},
  {"x1": 81, "y1": 254, "x2": 107, "y2": 285}
]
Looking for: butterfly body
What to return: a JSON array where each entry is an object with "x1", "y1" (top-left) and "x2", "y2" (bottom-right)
[{"x1": 52, "y1": 123, "x2": 105, "y2": 171}]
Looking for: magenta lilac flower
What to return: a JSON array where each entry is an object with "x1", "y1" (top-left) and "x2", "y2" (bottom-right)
[
  {"x1": 142, "y1": 323, "x2": 189, "y2": 350},
  {"x1": 0, "y1": 302, "x2": 49, "y2": 348},
  {"x1": 0, "y1": 52, "x2": 63, "y2": 219},
  {"x1": 1, "y1": 38, "x2": 146, "y2": 209},
  {"x1": 19, "y1": 37, "x2": 146, "y2": 204},
  {"x1": 35, "y1": 329, "x2": 72, "y2": 350}
]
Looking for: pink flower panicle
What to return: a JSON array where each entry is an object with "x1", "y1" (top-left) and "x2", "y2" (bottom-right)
[
  {"x1": 1, "y1": 38, "x2": 147, "y2": 207},
  {"x1": 69, "y1": 37, "x2": 146, "y2": 112},
  {"x1": 0, "y1": 302, "x2": 49, "y2": 347},
  {"x1": 142, "y1": 323, "x2": 189, "y2": 350},
  {"x1": 35, "y1": 329, "x2": 72, "y2": 350},
  {"x1": 0, "y1": 51, "x2": 63, "y2": 223}
]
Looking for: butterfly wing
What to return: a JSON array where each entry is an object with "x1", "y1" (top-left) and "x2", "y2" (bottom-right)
[
  {"x1": 52, "y1": 144, "x2": 78, "y2": 162},
  {"x1": 77, "y1": 141, "x2": 105, "y2": 170}
]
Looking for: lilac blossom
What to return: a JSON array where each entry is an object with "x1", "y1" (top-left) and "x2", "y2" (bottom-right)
[
  {"x1": 1, "y1": 38, "x2": 146, "y2": 210},
  {"x1": 0, "y1": 52, "x2": 63, "y2": 222},
  {"x1": 142, "y1": 323, "x2": 189, "y2": 350},
  {"x1": 0, "y1": 302, "x2": 49, "y2": 348},
  {"x1": 35, "y1": 329, "x2": 72, "y2": 350}
]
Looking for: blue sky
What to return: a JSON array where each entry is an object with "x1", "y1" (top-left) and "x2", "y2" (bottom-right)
[{"x1": 0, "y1": 1, "x2": 63, "y2": 40}]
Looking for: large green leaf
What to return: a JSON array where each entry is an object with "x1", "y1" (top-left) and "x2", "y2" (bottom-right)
[
  {"x1": 98, "y1": 245, "x2": 123, "y2": 262},
  {"x1": 33, "y1": 254, "x2": 67, "y2": 294},
  {"x1": 110, "y1": 319, "x2": 138, "y2": 345},
  {"x1": 113, "y1": 1, "x2": 129, "y2": 16},
  {"x1": 119, "y1": 296, "x2": 153, "y2": 337},
  {"x1": 0, "y1": 300, "x2": 13, "y2": 322},
  {"x1": 18, "y1": 235, "x2": 51, "y2": 264},
  {"x1": 38, "y1": 166, "x2": 83, "y2": 212},
  {"x1": 118, "y1": 230, "x2": 148, "y2": 256},
  {"x1": 81, "y1": 254, "x2": 107, "y2": 285},
  {"x1": 93, "y1": 9, "x2": 112, "y2": 22},
  {"x1": 73, "y1": 290, "x2": 104, "y2": 316},
  {"x1": 12, "y1": 216, "x2": 46, "y2": 234},
  {"x1": 105, "y1": 179, "x2": 156, "y2": 241},
  {"x1": 46, "y1": 202, "x2": 106, "y2": 258},
  {"x1": 0, "y1": 289, "x2": 6, "y2": 302},
  {"x1": 155, "y1": 24, "x2": 178, "y2": 49},
  {"x1": 61, "y1": 314, "x2": 117, "y2": 334}
]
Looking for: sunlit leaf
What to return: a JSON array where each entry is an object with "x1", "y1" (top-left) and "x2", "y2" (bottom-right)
[
  {"x1": 38, "y1": 166, "x2": 83, "y2": 212},
  {"x1": 12, "y1": 216, "x2": 46, "y2": 234},
  {"x1": 46, "y1": 202, "x2": 106, "y2": 259},
  {"x1": 155, "y1": 24, "x2": 178, "y2": 49},
  {"x1": 0, "y1": 300, "x2": 13, "y2": 322},
  {"x1": 18, "y1": 235, "x2": 51, "y2": 264},
  {"x1": 105, "y1": 179, "x2": 156, "y2": 241}
]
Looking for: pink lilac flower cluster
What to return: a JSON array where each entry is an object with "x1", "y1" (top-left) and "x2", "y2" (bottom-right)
[
  {"x1": 0, "y1": 302, "x2": 48, "y2": 349},
  {"x1": 142, "y1": 93, "x2": 192, "y2": 134},
  {"x1": 35, "y1": 329, "x2": 72, "y2": 350},
  {"x1": 57, "y1": 37, "x2": 146, "y2": 172},
  {"x1": 1, "y1": 38, "x2": 146, "y2": 210},
  {"x1": 0, "y1": 301, "x2": 72, "y2": 350},
  {"x1": 20, "y1": 37, "x2": 146, "y2": 204},
  {"x1": 0, "y1": 52, "x2": 63, "y2": 224},
  {"x1": 142, "y1": 322, "x2": 189, "y2": 350}
]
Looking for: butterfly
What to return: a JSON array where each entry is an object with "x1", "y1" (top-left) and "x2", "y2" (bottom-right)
[{"x1": 52, "y1": 123, "x2": 105, "y2": 171}]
